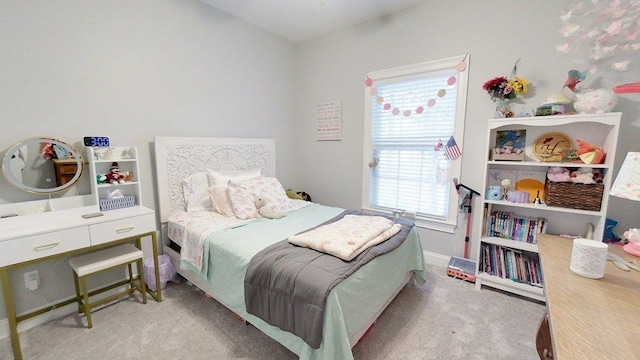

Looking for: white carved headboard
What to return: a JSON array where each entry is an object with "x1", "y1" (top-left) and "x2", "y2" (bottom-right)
[{"x1": 153, "y1": 137, "x2": 276, "y2": 223}]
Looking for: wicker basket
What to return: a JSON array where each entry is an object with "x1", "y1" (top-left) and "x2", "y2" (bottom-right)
[
  {"x1": 99, "y1": 195, "x2": 136, "y2": 211},
  {"x1": 544, "y1": 182, "x2": 604, "y2": 211}
]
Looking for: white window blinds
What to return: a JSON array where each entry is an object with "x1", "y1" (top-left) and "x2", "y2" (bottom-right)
[{"x1": 362, "y1": 56, "x2": 468, "y2": 232}]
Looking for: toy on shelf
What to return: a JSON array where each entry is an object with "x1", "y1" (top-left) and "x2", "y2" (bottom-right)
[{"x1": 104, "y1": 162, "x2": 127, "y2": 185}]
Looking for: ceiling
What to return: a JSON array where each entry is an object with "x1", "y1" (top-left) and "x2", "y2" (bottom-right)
[{"x1": 198, "y1": 0, "x2": 427, "y2": 43}]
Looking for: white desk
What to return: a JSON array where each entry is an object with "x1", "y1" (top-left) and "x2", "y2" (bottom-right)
[
  {"x1": 0, "y1": 205, "x2": 161, "y2": 360},
  {"x1": 537, "y1": 234, "x2": 640, "y2": 359}
]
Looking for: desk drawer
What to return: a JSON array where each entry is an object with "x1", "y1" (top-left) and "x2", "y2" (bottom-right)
[
  {"x1": 0, "y1": 227, "x2": 91, "y2": 267},
  {"x1": 89, "y1": 213, "x2": 155, "y2": 245}
]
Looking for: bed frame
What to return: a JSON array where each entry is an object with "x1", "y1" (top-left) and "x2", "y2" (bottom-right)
[{"x1": 153, "y1": 136, "x2": 414, "y2": 357}]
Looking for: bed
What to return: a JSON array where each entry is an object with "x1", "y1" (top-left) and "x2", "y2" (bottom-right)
[{"x1": 153, "y1": 136, "x2": 426, "y2": 360}]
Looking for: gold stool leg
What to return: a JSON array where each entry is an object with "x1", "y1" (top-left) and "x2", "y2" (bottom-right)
[
  {"x1": 72, "y1": 271, "x2": 82, "y2": 313},
  {"x1": 127, "y1": 263, "x2": 135, "y2": 293},
  {"x1": 138, "y1": 258, "x2": 147, "y2": 304},
  {"x1": 80, "y1": 276, "x2": 93, "y2": 329}
]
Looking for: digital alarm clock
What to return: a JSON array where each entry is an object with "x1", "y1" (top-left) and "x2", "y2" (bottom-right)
[{"x1": 83, "y1": 136, "x2": 110, "y2": 147}]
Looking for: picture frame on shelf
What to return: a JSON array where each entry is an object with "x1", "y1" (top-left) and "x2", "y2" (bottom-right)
[{"x1": 492, "y1": 130, "x2": 525, "y2": 161}]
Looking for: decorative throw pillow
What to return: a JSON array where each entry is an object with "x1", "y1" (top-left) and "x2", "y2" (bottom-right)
[
  {"x1": 207, "y1": 185, "x2": 235, "y2": 217},
  {"x1": 229, "y1": 176, "x2": 291, "y2": 211},
  {"x1": 208, "y1": 169, "x2": 261, "y2": 186},
  {"x1": 227, "y1": 185, "x2": 258, "y2": 220},
  {"x1": 181, "y1": 172, "x2": 213, "y2": 212}
]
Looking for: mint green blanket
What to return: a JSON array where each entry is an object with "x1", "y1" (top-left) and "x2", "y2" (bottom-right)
[{"x1": 180, "y1": 203, "x2": 426, "y2": 360}]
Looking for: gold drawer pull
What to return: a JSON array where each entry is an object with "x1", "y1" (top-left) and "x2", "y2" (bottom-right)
[
  {"x1": 116, "y1": 226, "x2": 135, "y2": 233},
  {"x1": 34, "y1": 242, "x2": 60, "y2": 251}
]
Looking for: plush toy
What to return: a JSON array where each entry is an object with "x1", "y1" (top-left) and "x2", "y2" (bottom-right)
[
  {"x1": 105, "y1": 162, "x2": 126, "y2": 184},
  {"x1": 254, "y1": 196, "x2": 286, "y2": 219},
  {"x1": 296, "y1": 191, "x2": 312, "y2": 202},
  {"x1": 96, "y1": 174, "x2": 107, "y2": 184},
  {"x1": 576, "y1": 139, "x2": 606, "y2": 165},
  {"x1": 286, "y1": 189, "x2": 304, "y2": 200},
  {"x1": 570, "y1": 167, "x2": 596, "y2": 184},
  {"x1": 623, "y1": 228, "x2": 640, "y2": 245},
  {"x1": 604, "y1": 218, "x2": 621, "y2": 243},
  {"x1": 547, "y1": 167, "x2": 571, "y2": 182}
]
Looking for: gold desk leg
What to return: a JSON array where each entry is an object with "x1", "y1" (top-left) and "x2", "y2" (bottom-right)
[
  {"x1": 1, "y1": 266, "x2": 22, "y2": 360},
  {"x1": 145, "y1": 231, "x2": 162, "y2": 302}
]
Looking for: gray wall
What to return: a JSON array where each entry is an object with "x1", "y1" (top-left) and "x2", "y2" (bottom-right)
[
  {"x1": 295, "y1": 0, "x2": 640, "y2": 259},
  {"x1": 0, "y1": 0, "x2": 298, "y2": 322},
  {"x1": 2, "y1": 0, "x2": 639, "y2": 331}
]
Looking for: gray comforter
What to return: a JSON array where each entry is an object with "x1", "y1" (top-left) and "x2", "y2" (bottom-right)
[{"x1": 244, "y1": 210, "x2": 415, "y2": 349}]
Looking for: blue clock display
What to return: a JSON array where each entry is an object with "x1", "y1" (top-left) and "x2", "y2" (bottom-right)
[{"x1": 83, "y1": 136, "x2": 110, "y2": 147}]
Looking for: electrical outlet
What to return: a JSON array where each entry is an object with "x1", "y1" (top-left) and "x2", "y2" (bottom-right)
[{"x1": 24, "y1": 270, "x2": 40, "y2": 291}]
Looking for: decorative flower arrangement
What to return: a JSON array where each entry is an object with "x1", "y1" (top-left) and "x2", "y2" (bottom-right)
[
  {"x1": 482, "y1": 60, "x2": 530, "y2": 118},
  {"x1": 482, "y1": 76, "x2": 529, "y2": 100}
]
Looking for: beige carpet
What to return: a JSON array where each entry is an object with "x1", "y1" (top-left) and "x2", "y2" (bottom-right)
[{"x1": 0, "y1": 265, "x2": 545, "y2": 360}]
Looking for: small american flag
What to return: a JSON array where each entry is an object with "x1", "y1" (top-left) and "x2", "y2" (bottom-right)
[{"x1": 444, "y1": 136, "x2": 462, "y2": 160}]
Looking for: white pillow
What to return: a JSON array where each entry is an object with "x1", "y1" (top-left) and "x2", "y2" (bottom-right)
[
  {"x1": 207, "y1": 185, "x2": 235, "y2": 217},
  {"x1": 227, "y1": 185, "x2": 258, "y2": 220},
  {"x1": 229, "y1": 176, "x2": 291, "y2": 211},
  {"x1": 181, "y1": 172, "x2": 213, "y2": 212},
  {"x1": 208, "y1": 169, "x2": 261, "y2": 186}
]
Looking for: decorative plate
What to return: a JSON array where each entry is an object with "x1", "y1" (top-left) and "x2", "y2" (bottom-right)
[{"x1": 532, "y1": 132, "x2": 573, "y2": 162}]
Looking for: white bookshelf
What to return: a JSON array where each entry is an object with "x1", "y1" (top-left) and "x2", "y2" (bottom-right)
[{"x1": 474, "y1": 113, "x2": 621, "y2": 301}]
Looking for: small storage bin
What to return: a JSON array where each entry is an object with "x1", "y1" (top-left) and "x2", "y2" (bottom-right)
[
  {"x1": 544, "y1": 181, "x2": 604, "y2": 211},
  {"x1": 144, "y1": 254, "x2": 178, "y2": 291},
  {"x1": 99, "y1": 195, "x2": 136, "y2": 211}
]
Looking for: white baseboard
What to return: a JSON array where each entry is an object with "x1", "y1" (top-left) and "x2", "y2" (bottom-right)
[
  {"x1": 0, "y1": 283, "x2": 130, "y2": 340},
  {"x1": 423, "y1": 250, "x2": 451, "y2": 268},
  {"x1": 0, "y1": 301, "x2": 78, "y2": 340}
]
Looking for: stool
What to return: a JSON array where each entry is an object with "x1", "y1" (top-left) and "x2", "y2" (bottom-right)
[{"x1": 69, "y1": 243, "x2": 147, "y2": 328}]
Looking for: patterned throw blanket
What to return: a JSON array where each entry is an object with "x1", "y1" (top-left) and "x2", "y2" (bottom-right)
[
  {"x1": 288, "y1": 215, "x2": 402, "y2": 261},
  {"x1": 244, "y1": 210, "x2": 414, "y2": 349}
]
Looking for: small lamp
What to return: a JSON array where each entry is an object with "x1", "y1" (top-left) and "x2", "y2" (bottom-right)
[{"x1": 609, "y1": 152, "x2": 640, "y2": 256}]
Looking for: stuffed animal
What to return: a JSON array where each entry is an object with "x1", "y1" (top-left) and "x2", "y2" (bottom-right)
[
  {"x1": 604, "y1": 218, "x2": 621, "y2": 243},
  {"x1": 296, "y1": 191, "x2": 312, "y2": 202},
  {"x1": 96, "y1": 174, "x2": 107, "y2": 184},
  {"x1": 286, "y1": 189, "x2": 304, "y2": 200},
  {"x1": 547, "y1": 167, "x2": 571, "y2": 182},
  {"x1": 623, "y1": 228, "x2": 640, "y2": 245},
  {"x1": 570, "y1": 167, "x2": 596, "y2": 184},
  {"x1": 254, "y1": 196, "x2": 286, "y2": 219},
  {"x1": 105, "y1": 162, "x2": 126, "y2": 184},
  {"x1": 576, "y1": 139, "x2": 606, "y2": 164}
]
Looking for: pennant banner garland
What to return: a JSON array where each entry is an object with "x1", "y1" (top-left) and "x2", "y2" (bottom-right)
[{"x1": 365, "y1": 56, "x2": 467, "y2": 118}]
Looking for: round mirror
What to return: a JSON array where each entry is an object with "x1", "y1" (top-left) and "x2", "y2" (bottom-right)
[{"x1": 1, "y1": 137, "x2": 84, "y2": 194}]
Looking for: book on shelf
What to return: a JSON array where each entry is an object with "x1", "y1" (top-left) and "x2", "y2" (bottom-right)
[
  {"x1": 480, "y1": 243, "x2": 543, "y2": 287},
  {"x1": 484, "y1": 210, "x2": 547, "y2": 243}
]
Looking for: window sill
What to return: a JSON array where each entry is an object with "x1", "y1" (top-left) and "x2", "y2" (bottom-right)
[{"x1": 360, "y1": 207, "x2": 456, "y2": 234}]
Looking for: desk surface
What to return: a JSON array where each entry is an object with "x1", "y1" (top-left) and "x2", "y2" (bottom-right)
[
  {"x1": 0, "y1": 205, "x2": 154, "y2": 241},
  {"x1": 538, "y1": 234, "x2": 640, "y2": 360}
]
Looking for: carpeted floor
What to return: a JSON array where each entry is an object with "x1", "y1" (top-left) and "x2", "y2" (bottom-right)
[{"x1": 0, "y1": 265, "x2": 545, "y2": 360}]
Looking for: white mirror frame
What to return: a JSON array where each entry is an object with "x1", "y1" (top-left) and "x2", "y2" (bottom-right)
[{"x1": 1, "y1": 137, "x2": 84, "y2": 194}]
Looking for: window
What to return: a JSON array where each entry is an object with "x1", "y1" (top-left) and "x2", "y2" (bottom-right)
[{"x1": 362, "y1": 55, "x2": 469, "y2": 233}]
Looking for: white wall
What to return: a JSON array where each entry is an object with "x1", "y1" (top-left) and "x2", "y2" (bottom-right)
[
  {"x1": 0, "y1": 0, "x2": 298, "y2": 321},
  {"x1": 295, "y1": 0, "x2": 640, "y2": 260}
]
